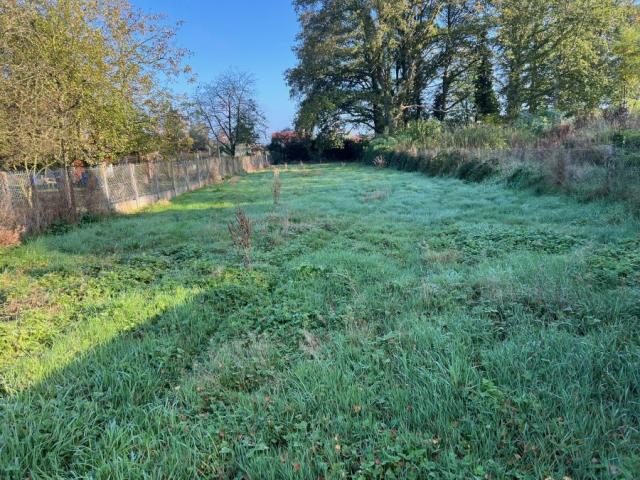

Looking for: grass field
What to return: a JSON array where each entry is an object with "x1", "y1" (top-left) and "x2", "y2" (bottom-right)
[{"x1": 1, "y1": 164, "x2": 639, "y2": 479}]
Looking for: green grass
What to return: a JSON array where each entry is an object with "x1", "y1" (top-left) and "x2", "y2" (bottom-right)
[{"x1": 1, "y1": 164, "x2": 639, "y2": 479}]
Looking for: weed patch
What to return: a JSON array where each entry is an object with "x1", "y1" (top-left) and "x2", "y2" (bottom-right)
[{"x1": 426, "y1": 224, "x2": 584, "y2": 263}]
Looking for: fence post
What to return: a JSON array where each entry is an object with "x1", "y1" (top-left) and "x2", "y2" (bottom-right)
[
  {"x1": 128, "y1": 163, "x2": 140, "y2": 208},
  {"x1": 196, "y1": 157, "x2": 203, "y2": 187},
  {"x1": 168, "y1": 160, "x2": 177, "y2": 197},
  {"x1": 61, "y1": 165, "x2": 78, "y2": 221},
  {"x1": 183, "y1": 162, "x2": 190, "y2": 191},
  {"x1": 203, "y1": 157, "x2": 209, "y2": 184},
  {"x1": 100, "y1": 164, "x2": 111, "y2": 210},
  {"x1": 30, "y1": 173, "x2": 44, "y2": 232},
  {"x1": 152, "y1": 162, "x2": 161, "y2": 199},
  {"x1": 206, "y1": 157, "x2": 212, "y2": 183},
  {"x1": 0, "y1": 172, "x2": 9, "y2": 206}
]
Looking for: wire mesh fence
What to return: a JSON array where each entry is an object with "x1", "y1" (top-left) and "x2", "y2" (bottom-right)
[{"x1": 0, "y1": 152, "x2": 270, "y2": 239}]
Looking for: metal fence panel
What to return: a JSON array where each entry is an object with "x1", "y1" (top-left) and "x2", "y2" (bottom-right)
[{"x1": 0, "y1": 153, "x2": 270, "y2": 235}]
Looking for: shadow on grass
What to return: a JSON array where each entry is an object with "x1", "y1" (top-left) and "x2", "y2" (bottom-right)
[{"x1": 0, "y1": 282, "x2": 255, "y2": 477}]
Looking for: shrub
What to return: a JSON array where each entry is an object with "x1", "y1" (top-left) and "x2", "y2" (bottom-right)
[
  {"x1": 505, "y1": 165, "x2": 546, "y2": 189},
  {"x1": 399, "y1": 119, "x2": 442, "y2": 147},
  {"x1": 394, "y1": 121, "x2": 539, "y2": 150},
  {"x1": 430, "y1": 151, "x2": 465, "y2": 176},
  {"x1": 540, "y1": 124, "x2": 573, "y2": 147},
  {"x1": 456, "y1": 157, "x2": 495, "y2": 182},
  {"x1": 268, "y1": 131, "x2": 312, "y2": 164},
  {"x1": 270, "y1": 131, "x2": 366, "y2": 163},
  {"x1": 0, "y1": 188, "x2": 25, "y2": 246},
  {"x1": 321, "y1": 138, "x2": 366, "y2": 162},
  {"x1": 372, "y1": 156, "x2": 387, "y2": 168},
  {"x1": 513, "y1": 111, "x2": 563, "y2": 136},
  {"x1": 613, "y1": 130, "x2": 640, "y2": 150},
  {"x1": 364, "y1": 136, "x2": 400, "y2": 163},
  {"x1": 0, "y1": 225, "x2": 23, "y2": 247}
]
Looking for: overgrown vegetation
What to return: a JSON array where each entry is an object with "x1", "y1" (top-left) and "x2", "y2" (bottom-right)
[
  {"x1": 285, "y1": 0, "x2": 640, "y2": 214},
  {"x1": 268, "y1": 130, "x2": 365, "y2": 164},
  {"x1": 1, "y1": 165, "x2": 639, "y2": 478},
  {"x1": 363, "y1": 114, "x2": 640, "y2": 212}
]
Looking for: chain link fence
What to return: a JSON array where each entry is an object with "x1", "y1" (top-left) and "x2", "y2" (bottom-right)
[{"x1": 0, "y1": 153, "x2": 270, "y2": 238}]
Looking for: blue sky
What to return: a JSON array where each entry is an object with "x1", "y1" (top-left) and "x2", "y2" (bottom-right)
[{"x1": 132, "y1": 0, "x2": 300, "y2": 135}]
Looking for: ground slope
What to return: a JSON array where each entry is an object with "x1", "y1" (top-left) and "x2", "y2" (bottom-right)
[{"x1": 1, "y1": 164, "x2": 639, "y2": 479}]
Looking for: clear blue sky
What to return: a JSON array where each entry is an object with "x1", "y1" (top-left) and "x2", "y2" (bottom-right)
[{"x1": 132, "y1": 0, "x2": 299, "y2": 135}]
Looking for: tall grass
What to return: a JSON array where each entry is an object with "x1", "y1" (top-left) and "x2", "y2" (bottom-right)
[{"x1": 365, "y1": 114, "x2": 640, "y2": 212}]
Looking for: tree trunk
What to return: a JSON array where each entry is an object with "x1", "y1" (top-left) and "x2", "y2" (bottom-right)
[
  {"x1": 373, "y1": 104, "x2": 385, "y2": 135},
  {"x1": 61, "y1": 141, "x2": 77, "y2": 221},
  {"x1": 528, "y1": 63, "x2": 540, "y2": 114},
  {"x1": 506, "y1": 61, "x2": 524, "y2": 120},
  {"x1": 434, "y1": 67, "x2": 451, "y2": 121}
]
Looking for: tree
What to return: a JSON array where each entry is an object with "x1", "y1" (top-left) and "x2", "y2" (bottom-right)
[
  {"x1": 496, "y1": 0, "x2": 628, "y2": 118},
  {"x1": 288, "y1": 0, "x2": 637, "y2": 132},
  {"x1": 611, "y1": 4, "x2": 640, "y2": 110},
  {"x1": 0, "y1": 0, "x2": 189, "y2": 173},
  {"x1": 189, "y1": 123, "x2": 211, "y2": 152},
  {"x1": 287, "y1": 0, "x2": 441, "y2": 135},
  {"x1": 473, "y1": 31, "x2": 500, "y2": 120},
  {"x1": 156, "y1": 103, "x2": 194, "y2": 157},
  {"x1": 194, "y1": 71, "x2": 266, "y2": 157},
  {"x1": 432, "y1": 0, "x2": 486, "y2": 121}
]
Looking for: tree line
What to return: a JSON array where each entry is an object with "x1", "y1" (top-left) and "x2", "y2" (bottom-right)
[
  {"x1": 287, "y1": 0, "x2": 640, "y2": 135},
  {"x1": 0, "y1": 0, "x2": 266, "y2": 174}
]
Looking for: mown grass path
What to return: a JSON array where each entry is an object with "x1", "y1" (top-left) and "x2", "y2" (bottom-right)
[{"x1": 1, "y1": 164, "x2": 639, "y2": 478}]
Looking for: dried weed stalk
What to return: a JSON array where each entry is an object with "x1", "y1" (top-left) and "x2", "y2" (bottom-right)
[
  {"x1": 272, "y1": 169, "x2": 281, "y2": 205},
  {"x1": 228, "y1": 208, "x2": 252, "y2": 267}
]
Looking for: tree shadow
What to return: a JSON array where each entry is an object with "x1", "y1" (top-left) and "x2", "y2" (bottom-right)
[{"x1": 0, "y1": 283, "x2": 254, "y2": 477}]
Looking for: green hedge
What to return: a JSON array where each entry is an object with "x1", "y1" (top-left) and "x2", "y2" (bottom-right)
[{"x1": 365, "y1": 144, "x2": 498, "y2": 183}]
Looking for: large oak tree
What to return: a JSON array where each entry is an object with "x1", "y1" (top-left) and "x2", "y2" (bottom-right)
[{"x1": 287, "y1": 0, "x2": 638, "y2": 133}]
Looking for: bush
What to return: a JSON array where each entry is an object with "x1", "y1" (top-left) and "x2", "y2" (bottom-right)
[
  {"x1": 399, "y1": 119, "x2": 442, "y2": 147},
  {"x1": 270, "y1": 131, "x2": 366, "y2": 164},
  {"x1": 505, "y1": 165, "x2": 546, "y2": 189},
  {"x1": 322, "y1": 138, "x2": 365, "y2": 162},
  {"x1": 429, "y1": 151, "x2": 465, "y2": 176},
  {"x1": 456, "y1": 157, "x2": 495, "y2": 182},
  {"x1": 513, "y1": 110, "x2": 564, "y2": 136},
  {"x1": 613, "y1": 130, "x2": 640, "y2": 150},
  {"x1": 393, "y1": 120, "x2": 540, "y2": 150},
  {"x1": 268, "y1": 131, "x2": 312, "y2": 164}
]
